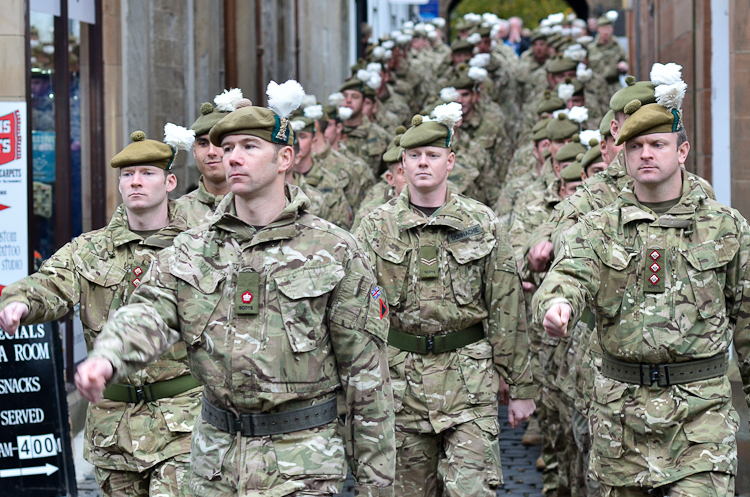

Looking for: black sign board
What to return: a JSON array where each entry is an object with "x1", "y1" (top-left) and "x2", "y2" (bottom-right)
[{"x1": 0, "y1": 322, "x2": 77, "y2": 496}]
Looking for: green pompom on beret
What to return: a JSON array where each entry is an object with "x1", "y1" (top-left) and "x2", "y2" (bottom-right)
[
  {"x1": 615, "y1": 102, "x2": 684, "y2": 146},
  {"x1": 599, "y1": 109, "x2": 615, "y2": 137},
  {"x1": 561, "y1": 159, "x2": 583, "y2": 182},
  {"x1": 532, "y1": 118, "x2": 551, "y2": 142},
  {"x1": 190, "y1": 102, "x2": 231, "y2": 137},
  {"x1": 383, "y1": 128, "x2": 407, "y2": 163},
  {"x1": 110, "y1": 130, "x2": 175, "y2": 170},
  {"x1": 546, "y1": 114, "x2": 580, "y2": 141},
  {"x1": 581, "y1": 144, "x2": 604, "y2": 171},
  {"x1": 473, "y1": 25, "x2": 492, "y2": 37},
  {"x1": 450, "y1": 38, "x2": 474, "y2": 54},
  {"x1": 209, "y1": 105, "x2": 296, "y2": 147},
  {"x1": 547, "y1": 56, "x2": 577, "y2": 74},
  {"x1": 536, "y1": 91, "x2": 566, "y2": 115},
  {"x1": 555, "y1": 141, "x2": 588, "y2": 164},
  {"x1": 448, "y1": 66, "x2": 478, "y2": 91},
  {"x1": 609, "y1": 77, "x2": 656, "y2": 112},
  {"x1": 400, "y1": 115, "x2": 452, "y2": 149}
]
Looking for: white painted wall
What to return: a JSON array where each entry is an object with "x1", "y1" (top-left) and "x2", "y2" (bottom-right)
[{"x1": 711, "y1": 0, "x2": 731, "y2": 206}]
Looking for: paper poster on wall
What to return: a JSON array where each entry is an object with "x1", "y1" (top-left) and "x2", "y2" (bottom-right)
[{"x1": 0, "y1": 102, "x2": 28, "y2": 295}]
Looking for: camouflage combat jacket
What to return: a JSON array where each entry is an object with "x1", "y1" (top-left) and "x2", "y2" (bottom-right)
[
  {"x1": 341, "y1": 116, "x2": 390, "y2": 176},
  {"x1": 174, "y1": 176, "x2": 225, "y2": 228},
  {"x1": 508, "y1": 178, "x2": 562, "y2": 269},
  {"x1": 355, "y1": 186, "x2": 535, "y2": 434},
  {"x1": 300, "y1": 160, "x2": 353, "y2": 230},
  {"x1": 352, "y1": 180, "x2": 395, "y2": 231},
  {"x1": 313, "y1": 143, "x2": 375, "y2": 211},
  {"x1": 587, "y1": 37, "x2": 627, "y2": 84},
  {"x1": 533, "y1": 174, "x2": 750, "y2": 487},
  {"x1": 287, "y1": 171, "x2": 327, "y2": 219},
  {"x1": 90, "y1": 186, "x2": 395, "y2": 496},
  {"x1": 0, "y1": 201, "x2": 199, "y2": 472}
]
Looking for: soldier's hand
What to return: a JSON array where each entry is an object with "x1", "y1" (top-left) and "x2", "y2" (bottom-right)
[
  {"x1": 544, "y1": 303, "x2": 571, "y2": 338},
  {"x1": 0, "y1": 302, "x2": 29, "y2": 335},
  {"x1": 498, "y1": 376, "x2": 510, "y2": 405},
  {"x1": 75, "y1": 358, "x2": 114, "y2": 404},
  {"x1": 528, "y1": 241, "x2": 553, "y2": 273},
  {"x1": 618, "y1": 61, "x2": 629, "y2": 73},
  {"x1": 508, "y1": 398, "x2": 536, "y2": 428},
  {"x1": 522, "y1": 281, "x2": 536, "y2": 292}
]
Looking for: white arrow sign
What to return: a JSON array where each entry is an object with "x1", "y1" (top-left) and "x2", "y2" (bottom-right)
[{"x1": 0, "y1": 463, "x2": 58, "y2": 478}]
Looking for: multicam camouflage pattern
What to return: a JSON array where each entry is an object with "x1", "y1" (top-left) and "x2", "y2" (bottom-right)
[
  {"x1": 372, "y1": 99, "x2": 403, "y2": 134},
  {"x1": 287, "y1": 171, "x2": 327, "y2": 220},
  {"x1": 533, "y1": 173, "x2": 750, "y2": 488},
  {"x1": 313, "y1": 143, "x2": 375, "y2": 211},
  {"x1": 89, "y1": 185, "x2": 396, "y2": 496},
  {"x1": 0, "y1": 202, "x2": 199, "y2": 474},
  {"x1": 505, "y1": 142, "x2": 537, "y2": 183},
  {"x1": 380, "y1": 85, "x2": 411, "y2": 127},
  {"x1": 355, "y1": 185, "x2": 533, "y2": 495},
  {"x1": 299, "y1": 159, "x2": 354, "y2": 230},
  {"x1": 95, "y1": 453, "x2": 192, "y2": 497},
  {"x1": 355, "y1": 186, "x2": 535, "y2": 430},
  {"x1": 341, "y1": 115, "x2": 390, "y2": 176},
  {"x1": 174, "y1": 177, "x2": 225, "y2": 228},
  {"x1": 352, "y1": 180, "x2": 395, "y2": 231},
  {"x1": 587, "y1": 36, "x2": 628, "y2": 95},
  {"x1": 508, "y1": 177, "x2": 562, "y2": 264}
]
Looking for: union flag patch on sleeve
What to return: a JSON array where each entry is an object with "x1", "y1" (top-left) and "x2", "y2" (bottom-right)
[{"x1": 371, "y1": 286, "x2": 382, "y2": 300}]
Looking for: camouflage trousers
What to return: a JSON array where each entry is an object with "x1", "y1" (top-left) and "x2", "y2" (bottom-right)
[
  {"x1": 540, "y1": 387, "x2": 567, "y2": 496},
  {"x1": 189, "y1": 416, "x2": 346, "y2": 496},
  {"x1": 94, "y1": 453, "x2": 192, "y2": 497},
  {"x1": 600, "y1": 472, "x2": 734, "y2": 497},
  {"x1": 395, "y1": 417, "x2": 502, "y2": 497},
  {"x1": 571, "y1": 408, "x2": 600, "y2": 497}
]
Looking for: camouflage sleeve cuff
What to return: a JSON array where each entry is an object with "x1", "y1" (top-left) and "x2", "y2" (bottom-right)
[
  {"x1": 509, "y1": 383, "x2": 537, "y2": 400},
  {"x1": 354, "y1": 484, "x2": 394, "y2": 497}
]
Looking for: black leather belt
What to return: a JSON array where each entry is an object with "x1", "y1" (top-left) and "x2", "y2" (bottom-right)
[
  {"x1": 601, "y1": 353, "x2": 728, "y2": 387},
  {"x1": 201, "y1": 395, "x2": 338, "y2": 437}
]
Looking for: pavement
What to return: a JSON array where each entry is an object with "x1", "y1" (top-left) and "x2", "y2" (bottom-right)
[{"x1": 75, "y1": 404, "x2": 543, "y2": 496}]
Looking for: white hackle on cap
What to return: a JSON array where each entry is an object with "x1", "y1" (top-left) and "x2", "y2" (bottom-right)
[
  {"x1": 337, "y1": 107, "x2": 353, "y2": 121},
  {"x1": 569, "y1": 106, "x2": 589, "y2": 124},
  {"x1": 440, "y1": 87, "x2": 460, "y2": 103},
  {"x1": 372, "y1": 46, "x2": 386, "y2": 60},
  {"x1": 303, "y1": 104, "x2": 323, "y2": 121},
  {"x1": 266, "y1": 80, "x2": 305, "y2": 119},
  {"x1": 579, "y1": 129, "x2": 601, "y2": 148},
  {"x1": 214, "y1": 88, "x2": 244, "y2": 112},
  {"x1": 606, "y1": 10, "x2": 619, "y2": 22},
  {"x1": 163, "y1": 123, "x2": 195, "y2": 151},
  {"x1": 328, "y1": 92, "x2": 345, "y2": 107},
  {"x1": 290, "y1": 120, "x2": 306, "y2": 132},
  {"x1": 467, "y1": 33, "x2": 482, "y2": 45},
  {"x1": 650, "y1": 63, "x2": 683, "y2": 86},
  {"x1": 356, "y1": 69, "x2": 371, "y2": 82},
  {"x1": 563, "y1": 44, "x2": 587, "y2": 62},
  {"x1": 463, "y1": 13, "x2": 481, "y2": 23},
  {"x1": 367, "y1": 72, "x2": 382, "y2": 90},
  {"x1": 367, "y1": 62, "x2": 382, "y2": 74},
  {"x1": 468, "y1": 66, "x2": 488, "y2": 83},
  {"x1": 301, "y1": 94, "x2": 317, "y2": 109},
  {"x1": 558, "y1": 83, "x2": 575, "y2": 103},
  {"x1": 576, "y1": 63, "x2": 593, "y2": 82},
  {"x1": 431, "y1": 17, "x2": 446, "y2": 28},
  {"x1": 548, "y1": 13, "x2": 565, "y2": 24},
  {"x1": 469, "y1": 54, "x2": 490, "y2": 68},
  {"x1": 655, "y1": 81, "x2": 687, "y2": 110},
  {"x1": 433, "y1": 102, "x2": 462, "y2": 130}
]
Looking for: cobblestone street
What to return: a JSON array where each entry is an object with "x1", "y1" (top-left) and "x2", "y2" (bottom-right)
[{"x1": 77, "y1": 405, "x2": 543, "y2": 496}]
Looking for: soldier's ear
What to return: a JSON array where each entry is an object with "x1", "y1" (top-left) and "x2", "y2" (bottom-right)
[{"x1": 165, "y1": 172, "x2": 177, "y2": 193}]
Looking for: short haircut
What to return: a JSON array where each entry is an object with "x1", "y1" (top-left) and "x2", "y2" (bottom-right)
[{"x1": 676, "y1": 128, "x2": 688, "y2": 147}]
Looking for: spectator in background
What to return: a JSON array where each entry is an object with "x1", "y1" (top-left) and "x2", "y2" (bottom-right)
[{"x1": 507, "y1": 17, "x2": 530, "y2": 56}]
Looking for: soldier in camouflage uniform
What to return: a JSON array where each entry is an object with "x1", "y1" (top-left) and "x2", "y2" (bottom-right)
[
  {"x1": 290, "y1": 112, "x2": 354, "y2": 230},
  {"x1": 0, "y1": 131, "x2": 200, "y2": 497},
  {"x1": 355, "y1": 108, "x2": 535, "y2": 497},
  {"x1": 587, "y1": 13, "x2": 628, "y2": 97},
  {"x1": 74, "y1": 83, "x2": 396, "y2": 497},
  {"x1": 516, "y1": 32, "x2": 550, "y2": 109},
  {"x1": 338, "y1": 77, "x2": 390, "y2": 176},
  {"x1": 176, "y1": 90, "x2": 242, "y2": 227},
  {"x1": 536, "y1": 92, "x2": 749, "y2": 496}
]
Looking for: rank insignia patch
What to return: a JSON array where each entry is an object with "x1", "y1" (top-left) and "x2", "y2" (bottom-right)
[{"x1": 379, "y1": 298, "x2": 388, "y2": 319}]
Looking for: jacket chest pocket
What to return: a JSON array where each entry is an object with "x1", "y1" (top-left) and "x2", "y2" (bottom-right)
[
  {"x1": 445, "y1": 232, "x2": 495, "y2": 305},
  {"x1": 74, "y1": 251, "x2": 127, "y2": 332},
  {"x1": 589, "y1": 236, "x2": 634, "y2": 319},
  {"x1": 368, "y1": 231, "x2": 411, "y2": 307},
  {"x1": 274, "y1": 263, "x2": 345, "y2": 353},
  {"x1": 169, "y1": 254, "x2": 227, "y2": 346},
  {"x1": 681, "y1": 236, "x2": 738, "y2": 320}
]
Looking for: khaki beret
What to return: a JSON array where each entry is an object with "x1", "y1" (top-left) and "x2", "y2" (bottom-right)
[
  {"x1": 536, "y1": 91, "x2": 566, "y2": 115},
  {"x1": 599, "y1": 109, "x2": 615, "y2": 137},
  {"x1": 209, "y1": 105, "x2": 296, "y2": 147},
  {"x1": 450, "y1": 38, "x2": 475, "y2": 54},
  {"x1": 555, "y1": 141, "x2": 587, "y2": 164},
  {"x1": 532, "y1": 118, "x2": 552, "y2": 142},
  {"x1": 615, "y1": 101, "x2": 684, "y2": 146},
  {"x1": 546, "y1": 114, "x2": 580, "y2": 141},
  {"x1": 548, "y1": 56, "x2": 578, "y2": 74},
  {"x1": 530, "y1": 31, "x2": 547, "y2": 43},
  {"x1": 561, "y1": 158, "x2": 583, "y2": 182},
  {"x1": 610, "y1": 76, "x2": 656, "y2": 112},
  {"x1": 338, "y1": 78, "x2": 365, "y2": 94},
  {"x1": 400, "y1": 115, "x2": 452, "y2": 149},
  {"x1": 110, "y1": 131, "x2": 175, "y2": 170},
  {"x1": 581, "y1": 143, "x2": 604, "y2": 171},
  {"x1": 190, "y1": 103, "x2": 230, "y2": 137},
  {"x1": 383, "y1": 126, "x2": 407, "y2": 163}
]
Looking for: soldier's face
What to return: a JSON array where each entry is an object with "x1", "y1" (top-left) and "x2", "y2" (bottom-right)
[
  {"x1": 477, "y1": 36, "x2": 491, "y2": 53},
  {"x1": 456, "y1": 89, "x2": 477, "y2": 116},
  {"x1": 193, "y1": 135, "x2": 226, "y2": 185},
  {"x1": 532, "y1": 40, "x2": 548, "y2": 60},
  {"x1": 550, "y1": 71, "x2": 576, "y2": 87},
  {"x1": 343, "y1": 90, "x2": 364, "y2": 117},
  {"x1": 554, "y1": 160, "x2": 573, "y2": 179},
  {"x1": 567, "y1": 95, "x2": 585, "y2": 109},
  {"x1": 548, "y1": 138, "x2": 571, "y2": 165},
  {"x1": 221, "y1": 135, "x2": 292, "y2": 198},
  {"x1": 624, "y1": 132, "x2": 689, "y2": 187},
  {"x1": 296, "y1": 131, "x2": 313, "y2": 159},
  {"x1": 561, "y1": 180, "x2": 581, "y2": 198},
  {"x1": 598, "y1": 25, "x2": 614, "y2": 43},
  {"x1": 362, "y1": 98, "x2": 374, "y2": 119},
  {"x1": 451, "y1": 51, "x2": 472, "y2": 66},
  {"x1": 385, "y1": 162, "x2": 408, "y2": 196},
  {"x1": 402, "y1": 146, "x2": 454, "y2": 193},
  {"x1": 119, "y1": 165, "x2": 176, "y2": 212},
  {"x1": 324, "y1": 121, "x2": 342, "y2": 145},
  {"x1": 584, "y1": 161, "x2": 606, "y2": 177},
  {"x1": 601, "y1": 136, "x2": 622, "y2": 164}
]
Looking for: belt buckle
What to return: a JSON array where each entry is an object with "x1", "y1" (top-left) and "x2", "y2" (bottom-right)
[
  {"x1": 425, "y1": 335, "x2": 434, "y2": 353},
  {"x1": 134, "y1": 386, "x2": 146, "y2": 403}
]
